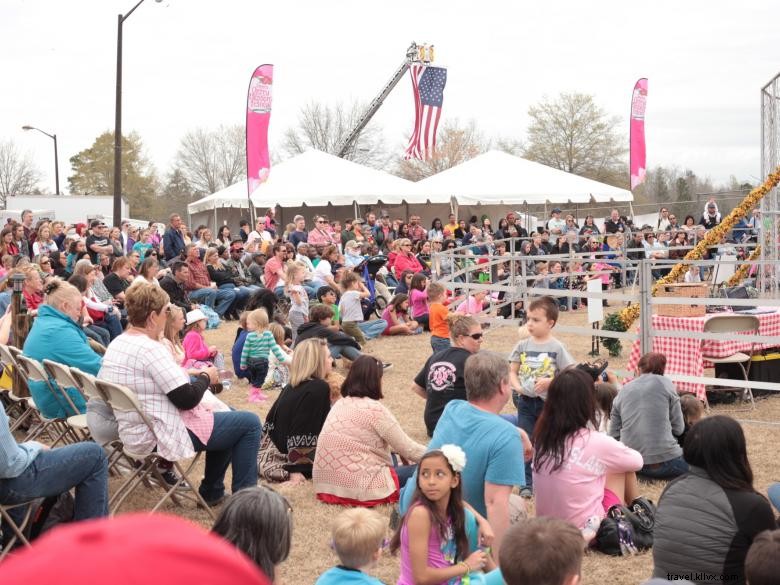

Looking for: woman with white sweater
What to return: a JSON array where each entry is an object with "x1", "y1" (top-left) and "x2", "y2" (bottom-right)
[{"x1": 313, "y1": 355, "x2": 426, "y2": 507}]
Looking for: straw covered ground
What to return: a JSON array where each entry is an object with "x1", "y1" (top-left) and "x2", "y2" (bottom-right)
[{"x1": 111, "y1": 308, "x2": 780, "y2": 585}]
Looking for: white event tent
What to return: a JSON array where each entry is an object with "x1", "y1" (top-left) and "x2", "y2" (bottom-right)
[{"x1": 187, "y1": 149, "x2": 633, "y2": 231}]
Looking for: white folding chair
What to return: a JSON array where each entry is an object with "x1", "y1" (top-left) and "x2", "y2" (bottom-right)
[
  {"x1": 12, "y1": 355, "x2": 76, "y2": 446},
  {"x1": 702, "y1": 315, "x2": 760, "y2": 409},
  {"x1": 95, "y1": 379, "x2": 215, "y2": 519},
  {"x1": 42, "y1": 360, "x2": 91, "y2": 441},
  {"x1": 68, "y1": 367, "x2": 131, "y2": 476},
  {"x1": 0, "y1": 501, "x2": 34, "y2": 559},
  {"x1": 0, "y1": 345, "x2": 40, "y2": 437}
]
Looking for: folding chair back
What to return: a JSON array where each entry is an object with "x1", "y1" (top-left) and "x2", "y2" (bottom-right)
[
  {"x1": 43, "y1": 360, "x2": 82, "y2": 396},
  {"x1": 0, "y1": 344, "x2": 18, "y2": 369},
  {"x1": 94, "y1": 379, "x2": 214, "y2": 518},
  {"x1": 703, "y1": 315, "x2": 760, "y2": 335},
  {"x1": 69, "y1": 368, "x2": 106, "y2": 402},
  {"x1": 14, "y1": 355, "x2": 49, "y2": 384}
]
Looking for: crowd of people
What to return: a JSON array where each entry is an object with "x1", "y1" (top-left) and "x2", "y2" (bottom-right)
[{"x1": 0, "y1": 206, "x2": 779, "y2": 585}]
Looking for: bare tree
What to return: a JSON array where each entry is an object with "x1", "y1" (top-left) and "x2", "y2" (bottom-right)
[
  {"x1": 394, "y1": 119, "x2": 489, "y2": 181},
  {"x1": 0, "y1": 140, "x2": 42, "y2": 209},
  {"x1": 282, "y1": 101, "x2": 389, "y2": 169},
  {"x1": 523, "y1": 93, "x2": 627, "y2": 186},
  {"x1": 174, "y1": 125, "x2": 246, "y2": 196}
]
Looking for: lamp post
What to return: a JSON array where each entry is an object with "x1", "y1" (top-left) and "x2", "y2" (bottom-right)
[
  {"x1": 21, "y1": 125, "x2": 59, "y2": 195},
  {"x1": 114, "y1": 0, "x2": 163, "y2": 227}
]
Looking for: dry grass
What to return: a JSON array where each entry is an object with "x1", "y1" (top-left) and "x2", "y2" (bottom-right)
[{"x1": 111, "y1": 309, "x2": 780, "y2": 585}]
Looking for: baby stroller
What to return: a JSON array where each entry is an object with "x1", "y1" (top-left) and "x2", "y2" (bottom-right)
[{"x1": 355, "y1": 255, "x2": 389, "y2": 319}]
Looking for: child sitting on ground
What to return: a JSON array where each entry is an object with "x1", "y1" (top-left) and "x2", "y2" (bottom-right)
[
  {"x1": 497, "y1": 517, "x2": 585, "y2": 585},
  {"x1": 427, "y1": 282, "x2": 451, "y2": 353},
  {"x1": 455, "y1": 288, "x2": 488, "y2": 316},
  {"x1": 408, "y1": 273, "x2": 431, "y2": 330},
  {"x1": 390, "y1": 446, "x2": 493, "y2": 584},
  {"x1": 231, "y1": 311, "x2": 251, "y2": 382},
  {"x1": 677, "y1": 393, "x2": 704, "y2": 447},
  {"x1": 509, "y1": 296, "x2": 575, "y2": 497},
  {"x1": 315, "y1": 508, "x2": 387, "y2": 585},
  {"x1": 240, "y1": 308, "x2": 291, "y2": 402},
  {"x1": 262, "y1": 322, "x2": 293, "y2": 392},
  {"x1": 317, "y1": 285, "x2": 341, "y2": 329},
  {"x1": 594, "y1": 381, "x2": 618, "y2": 433},
  {"x1": 381, "y1": 293, "x2": 422, "y2": 336},
  {"x1": 182, "y1": 308, "x2": 225, "y2": 370},
  {"x1": 339, "y1": 272, "x2": 388, "y2": 344}
]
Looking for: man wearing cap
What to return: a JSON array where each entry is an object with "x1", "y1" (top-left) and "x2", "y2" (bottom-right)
[
  {"x1": 700, "y1": 199, "x2": 721, "y2": 230},
  {"x1": 288, "y1": 215, "x2": 308, "y2": 249},
  {"x1": 86, "y1": 222, "x2": 113, "y2": 264},
  {"x1": 183, "y1": 244, "x2": 235, "y2": 317},
  {"x1": 546, "y1": 208, "x2": 566, "y2": 246},
  {"x1": 224, "y1": 240, "x2": 262, "y2": 296}
]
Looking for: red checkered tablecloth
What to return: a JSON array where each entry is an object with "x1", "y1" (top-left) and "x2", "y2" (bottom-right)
[{"x1": 627, "y1": 310, "x2": 780, "y2": 400}]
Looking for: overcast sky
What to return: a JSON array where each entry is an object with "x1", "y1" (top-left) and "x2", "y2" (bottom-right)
[{"x1": 2, "y1": 0, "x2": 778, "y2": 195}]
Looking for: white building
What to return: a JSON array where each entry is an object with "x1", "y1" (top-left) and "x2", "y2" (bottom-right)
[{"x1": 1, "y1": 195, "x2": 129, "y2": 225}]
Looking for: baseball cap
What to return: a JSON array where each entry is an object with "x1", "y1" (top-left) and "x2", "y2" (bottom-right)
[
  {"x1": 552, "y1": 208, "x2": 562, "y2": 213},
  {"x1": 0, "y1": 513, "x2": 270, "y2": 585}
]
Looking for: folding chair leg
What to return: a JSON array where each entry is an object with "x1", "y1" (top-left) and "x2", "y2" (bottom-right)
[
  {"x1": 0, "y1": 503, "x2": 33, "y2": 559},
  {"x1": 109, "y1": 461, "x2": 154, "y2": 516},
  {"x1": 151, "y1": 455, "x2": 214, "y2": 520}
]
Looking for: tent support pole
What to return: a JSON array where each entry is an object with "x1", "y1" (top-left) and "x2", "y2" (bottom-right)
[
  {"x1": 575, "y1": 203, "x2": 579, "y2": 225},
  {"x1": 213, "y1": 206, "x2": 217, "y2": 231}
]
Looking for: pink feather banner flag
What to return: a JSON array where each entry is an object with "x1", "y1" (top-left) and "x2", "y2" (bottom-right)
[
  {"x1": 246, "y1": 64, "x2": 273, "y2": 201},
  {"x1": 630, "y1": 78, "x2": 648, "y2": 190}
]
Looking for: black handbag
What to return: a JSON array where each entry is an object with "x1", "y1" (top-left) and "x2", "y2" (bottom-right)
[
  {"x1": 594, "y1": 497, "x2": 656, "y2": 556},
  {"x1": 719, "y1": 285, "x2": 758, "y2": 312}
]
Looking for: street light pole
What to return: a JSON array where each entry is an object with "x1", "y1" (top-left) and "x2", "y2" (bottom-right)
[
  {"x1": 114, "y1": 0, "x2": 162, "y2": 227},
  {"x1": 21, "y1": 125, "x2": 60, "y2": 195}
]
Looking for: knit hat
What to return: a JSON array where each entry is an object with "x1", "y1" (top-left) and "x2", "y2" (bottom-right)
[{"x1": 0, "y1": 513, "x2": 270, "y2": 585}]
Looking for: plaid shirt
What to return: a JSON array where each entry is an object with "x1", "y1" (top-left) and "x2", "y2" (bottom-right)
[
  {"x1": 185, "y1": 258, "x2": 211, "y2": 291},
  {"x1": 409, "y1": 224, "x2": 427, "y2": 242}
]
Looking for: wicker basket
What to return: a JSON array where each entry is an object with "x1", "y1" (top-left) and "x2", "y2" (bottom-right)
[{"x1": 655, "y1": 283, "x2": 708, "y2": 317}]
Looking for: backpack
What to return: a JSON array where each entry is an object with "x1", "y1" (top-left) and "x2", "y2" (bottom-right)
[{"x1": 25, "y1": 492, "x2": 75, "y2": 541}]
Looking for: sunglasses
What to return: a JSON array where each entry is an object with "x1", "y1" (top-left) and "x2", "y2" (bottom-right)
[
  {"x1": 317, "y1": 220, "x2": 327, "y2": 224},
  {"x1": 467, "y1": 332, "x2": 484, "y2": 340}
]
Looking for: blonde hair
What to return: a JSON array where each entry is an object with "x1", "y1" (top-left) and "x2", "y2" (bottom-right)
[
  {"x1": 238, "y1": 310, "x2": 249, "y2": 329},
  {"x1": 43, "y1": 278, "x2": 80, "y2": 312},
  {"x1": 289, "y1": 338, "x2": 329, "y2": 387},
  {"x1": 331, "y1": 508, "x2": 386, "y2": 569},
  {"x1": 204, "y1": 247, "x2": 219, "y2": 264},
  {"x1": 246, "y1": 308, "x2": 269, "y2": 332},
  {"x1": 284, "y1": 261, "x2": 306, "y2": 293},
  {"x1": 268, "y1": 322, "x2": 286, "y2": 346},
  {"x1": 163, "y1": 305, "x2": 185, "y2": 351},
  {"x1": 125, "y1": 282, "x2": 169, "y2": 327},
  {"x1": 446, "y1": 313, "x2": 478, "y2": 341},
  {"x1": 427, "y1": 281, "x2": 445, "y2": 300},
  {"x1": 73, "y1": 258, "x2": 96, "y2": 279}
]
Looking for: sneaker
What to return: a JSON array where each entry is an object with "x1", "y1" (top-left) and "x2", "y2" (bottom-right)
[
  {"x1": 198, "y1": 493, "x2": 228, "y2": 508},
  {"x1": 248, "y1": 387, "x2": 268, "y2": 402},
  {"x1": 158, "y1": 468, "x2": 190, "y2": 490},
  {"x1": 519, "y1": 487, "x2": 533, "y2": 499},
  {"x1": 382, "y1": 363, "x2": 393, "y2": 371}
]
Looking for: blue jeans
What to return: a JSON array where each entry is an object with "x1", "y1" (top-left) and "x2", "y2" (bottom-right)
[
  {"x1": 97, "y1": 311, "x2": 123, "y2": 340},
  {"x1": 358, "y1": 319, "x2": 387, "y2": 341},
  {"x1": 516, "y1": 394, "x2": 545, "y2": 490},
  {"x1": 431, "y1": 335, "x2": 451, "y2": 353},
  {"x1": 639, "y1": 456, "x2": 689, "y2": 479},
  {"x1": 218, "y1": 284, "x2": 253, "y2": 313},
  {"x1": 85, "y1": 324, "x2": 110, "y2": 346},
  {"x1": 0, "y1": 442, "x2": 108, "y2": 523},
  {"x1": 189, "y1": 287, "x2": 236, "y2": 317},
  {"x1": 768, "y1": 483, "x2": 780, "y2": 513},
  {"x1": 187, "y1": 410, "x2": 261, "y2": 502},
  {"x1": 329, "y1": 344, "x2": 362, "y2": 361}
]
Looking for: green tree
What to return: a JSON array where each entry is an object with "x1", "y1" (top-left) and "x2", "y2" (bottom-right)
[
  {"x1": 68, "y1": 131, "x2": 159, "y2": 217},
  {"x1": 523, "y1": 93, "x2": 626, "y2": 186}
]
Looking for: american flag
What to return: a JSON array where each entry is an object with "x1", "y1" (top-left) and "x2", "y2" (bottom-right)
[{"x1": 404, "y1": 65, "x2": 447, "y2": 160}]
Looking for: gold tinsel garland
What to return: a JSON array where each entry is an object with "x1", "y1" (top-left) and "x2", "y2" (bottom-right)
[
  {"x1": 616, "y1": 167, "x2": 780, "y2": 330},
  {"x1": 725, "y1": 245, "x2": 761, "y2": 287}
]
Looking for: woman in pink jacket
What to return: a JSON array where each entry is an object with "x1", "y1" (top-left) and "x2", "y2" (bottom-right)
[
  {"x1": 392, "y1": 238, "x2": 424, "y2": 276},
  {"x1": 533, "y1": 368, "x2": 643, "y2": 541}
]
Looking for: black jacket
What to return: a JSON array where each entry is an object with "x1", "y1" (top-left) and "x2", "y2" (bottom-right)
[{"x1": 160, "y1": 275, "x2": 190, "y2": 311}]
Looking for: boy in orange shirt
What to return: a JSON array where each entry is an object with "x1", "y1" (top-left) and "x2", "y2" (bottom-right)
[{"x1": 427, "y1": 282, "x2": 451, "y2": 352}]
